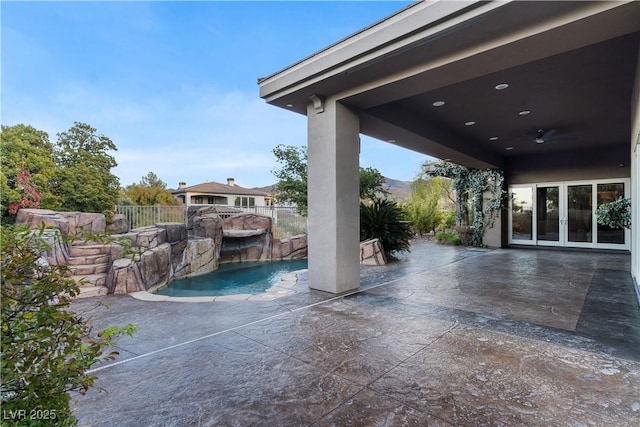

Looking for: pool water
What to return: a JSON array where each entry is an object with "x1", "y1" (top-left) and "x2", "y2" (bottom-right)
[{"x1": 154, "y1": 259, "x2": 308, "y2": 297}]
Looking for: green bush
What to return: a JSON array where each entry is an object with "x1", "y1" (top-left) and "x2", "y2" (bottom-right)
[
  {"x1": 596, "y1": 197, "x2": 631, "y2": 229},
  {"x1": 435, "y1": 231, "x2": 462, "y2": 245},
  {"x1": 441, "y1": 211, "x2": 456, "y2": 229},
  {"x1": 360, "y1": 198, "x2": 413, "y2": 258},
  {"x1": 1, "y1": 225, "x2": 135, "y2": 426}
]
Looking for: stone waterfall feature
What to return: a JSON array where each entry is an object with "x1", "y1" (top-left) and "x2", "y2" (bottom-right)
[
  {"x1": 220, "y1": 214, "x2": 273, "y2": 263},
  {"x1": 14, "y1": 208, "x2": 308, "y2": 297}
]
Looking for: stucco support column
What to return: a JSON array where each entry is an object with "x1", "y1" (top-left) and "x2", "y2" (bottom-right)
[{"x1": 307, "y1": 96, "x2": 360, "y2": 294}]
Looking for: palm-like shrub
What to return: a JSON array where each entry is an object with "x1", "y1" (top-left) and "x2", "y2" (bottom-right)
[{"x1": 360, "y1": 198, "x2": 412, "y2": 258}]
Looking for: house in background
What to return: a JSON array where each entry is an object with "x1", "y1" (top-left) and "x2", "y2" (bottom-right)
[{"x1": 171, "y1": 178, "x2": 268, "y2": 207}]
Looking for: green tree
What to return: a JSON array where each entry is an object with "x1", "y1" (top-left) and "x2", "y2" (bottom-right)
[
  {"x1": 122, "y1": 172, "x2": 177, "y2": 206},
  {"x1": 0, "y1": 124, "x2": 60, "y2": 222},
  {"x1": 359, "y1": 166, "x2": 388, "y2": 201},
  {"x1": 52, "y1": 122, "x2": 120, "y2": 215},
  {"x1": 272, "y1": 145, "x2": 308, "y2": 214},
  {"x1": 403, "y1": 177, "x2": 449, "y2": 235},
  {"x1": 271, "y1": 144, "x2": 389, "y2": 214},
  {"x1": 1, "y1": 225, "x2": 136, "y2": 426}
]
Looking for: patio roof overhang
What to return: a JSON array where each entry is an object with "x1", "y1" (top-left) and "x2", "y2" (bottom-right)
[{"x1": 259, "y1": 0, "x2": 640, "y2": 170}]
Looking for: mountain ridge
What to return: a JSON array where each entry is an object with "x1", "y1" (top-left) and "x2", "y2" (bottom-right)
[{"x1": 254, "y1": 177, "x2": 413, "y2": 202}]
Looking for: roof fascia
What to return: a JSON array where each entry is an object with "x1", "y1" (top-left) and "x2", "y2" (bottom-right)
[{"x1": 258, "y1": 0, "x2": 494, "y2": 103}]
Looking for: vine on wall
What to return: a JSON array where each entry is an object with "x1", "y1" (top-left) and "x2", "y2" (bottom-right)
[{"x1": 425, "y1": 161, "x2": 506, "y2": 247}]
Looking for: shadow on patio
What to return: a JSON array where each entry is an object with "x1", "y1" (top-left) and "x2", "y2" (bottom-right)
[{"x1": 71, "y1": 240, "x2": 640, "y2": 426}]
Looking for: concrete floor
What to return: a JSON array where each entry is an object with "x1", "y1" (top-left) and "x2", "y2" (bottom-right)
[{"x1": 70, "y1": 240, "x2": 640, "y2": 426}]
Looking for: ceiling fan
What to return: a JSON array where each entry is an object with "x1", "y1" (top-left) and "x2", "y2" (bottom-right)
[{"x1": 525, "y1": 128, "x2": 577, "y2": 145}]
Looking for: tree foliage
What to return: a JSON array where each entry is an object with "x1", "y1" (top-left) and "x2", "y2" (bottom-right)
[
  {"x1": 1, "y1": 225, "x2": 136, "y2": 426},
  {"x1": 52, "y1": 122, "x2": 120, "y2": 215},
  {"x1": 1, "y1": 124, "x2": 60, "y2": 222},
  {"x1": 271, "y1": 144, "x2": 389, "y2": 215},
  {"x1": 122, "y1": 172, "x2": 177, "y2": 206},
  {"x1": 359, "y1": 166, "x2": 388, "y2": 200},
  {"x1": 1, "y1": 122, "x2": 121, "y2": 220},
  {"x1": 402, "y1": 177, "x2": 451, "y2": 235},
  {"x1": 271, "y1": 145, "x2": 308, "y2": 214}
]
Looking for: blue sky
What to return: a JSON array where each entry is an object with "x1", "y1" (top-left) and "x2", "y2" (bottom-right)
[{"x1": 2, "y1": 0, "x2": 431, "y2": 189}]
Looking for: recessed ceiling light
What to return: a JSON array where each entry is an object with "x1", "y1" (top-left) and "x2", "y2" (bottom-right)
[
  {"x1": 495, "y1": 83, "x2": 509, "y2": 90},
  {"x1": 387, "y1": 139, "x2": 396, "y2": 143},
  {"x1": 489, "y1": 136, "x2": 499, "y2": 141},
  {"x1": 432, "y1": 100, "x2": 445, "y2": 107},
  {"x1": 518, "y1": 110, "x2": 531, "y2": 116},
  {"x1": 505, "y1": 146, "x2": 514, "y2": 151},
  {"x1": 286, "y1": 104, "x2": 293, "y2": 108},
  {"x1": 465, "y1": 121, "x2": 476, "y2": 126}
]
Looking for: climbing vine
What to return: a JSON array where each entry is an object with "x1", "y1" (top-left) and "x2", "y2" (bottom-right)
[{"x1": 425, "y1": 161, "x2": 506, "y2": 247}]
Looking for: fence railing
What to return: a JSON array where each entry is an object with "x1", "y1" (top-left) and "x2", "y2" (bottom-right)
[
  {"x1": 116, "y1": 205, "x2": 307, "y2": 239},
  {"x1": 116, "y1": 205, "x2": 187, "y2": 230}
]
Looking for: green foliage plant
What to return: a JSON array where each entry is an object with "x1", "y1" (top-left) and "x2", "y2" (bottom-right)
[
  {"x1": 1, "y1": 122, "x2": 122, "y2": 220},
  {"x1": 52, "y1": 122, "x2": 120, "y2": 215},
  {"x1": 272, "y1": 145, "x2": 308, "y2": 215},
  {"x1": 1, "y1": 225, "x2": 136, "y2": 426},
  {"x1": 424, "y1": 160, "x2": 506, "y2": 247},
  {"x1": 359, "y1": 167, "x2": 388, "y2": 201},
  {"x1": 360, "y1": 197, "x2": 413, "y2": 258},
  {"x1": 596, "y1": 197, "x2": 631, "y2": 229},
  {"x1": 402, "y1": 177, "x2": 451, "y2": 235},
  {"x1": 0, "y1": 124, "x2": 60, "y2": 223},
  {"x1": 122, "y1": 171, "x2": 178, "y2": 206},
  {"x1": 271, "y1": 144, "x2": 390, "y2": 215},
  {"x1": 435, "y1": 231, "x2": 461, "y2": 245}
]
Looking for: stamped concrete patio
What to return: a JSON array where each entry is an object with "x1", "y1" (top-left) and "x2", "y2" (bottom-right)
[{"x1": 71, "y1": 240, "x2": 640, "y2": 426}]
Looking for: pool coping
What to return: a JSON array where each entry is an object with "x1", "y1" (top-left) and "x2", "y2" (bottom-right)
[{"x1": 129, "y1": 269, "x2": 309, "y2": 303}]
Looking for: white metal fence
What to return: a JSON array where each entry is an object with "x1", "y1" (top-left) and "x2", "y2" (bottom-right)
[
  {"x1": 116, "y1": 205, "x2": 187, "y2": 230},
  {"x1": 116, "y1": 205, "x2": 307, "y2": 239}
]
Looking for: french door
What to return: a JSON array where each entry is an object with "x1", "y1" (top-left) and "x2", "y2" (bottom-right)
[{"x1": 509, "y1": 179, "x2": 629, "y2": 250}]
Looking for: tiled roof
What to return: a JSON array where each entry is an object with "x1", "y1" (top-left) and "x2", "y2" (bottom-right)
[{"x1": 172, "y1": 182, "x2": 268, "y2": 196}]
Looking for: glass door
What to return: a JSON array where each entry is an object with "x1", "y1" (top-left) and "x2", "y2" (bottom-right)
[
  {"x1": 536, "y1": 185, "x2": 561, "y2": 246},
  {"x1": 567, "y1": 184, "x2": 593, "y2": 247},
  {"x1": 596, "y1": 182, "x2": 626, "y2": 246},
  {"x1": 509, "y1": 179, "x2": 629, "y2": 250},
  {"x1": 509, "y1": 186, "x2": 534, "y2": 245}
]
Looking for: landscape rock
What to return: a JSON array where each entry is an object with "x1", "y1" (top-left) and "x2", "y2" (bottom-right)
[
  {"x1": 223, "y1": 213, "x2": 272, "y2": 234},
  {"x1": 174, "y1": 237, "x2": 218, "y2": 278},
  {"x1": 108, "y1": 258, "x2": 144, "y2": 294},
  {"x1": 272, "y1": 235, "x2": 308, "y2": 260},
  {"x1": 221, "y1": 233, "x2": 272, "y2": 263},
  {"x1": 60, "y1": 212, "x2": 106, "y2": 236},
  {"x1": 15, "y1": 209, "x2": 70, "y2": 235},
  {"x1": 360, "y1": 238, "x2": 387, "y2": 266},
  {"x1": 138, "y1": 243, "x2": 172, "y2": 290},
  {"x1": 107, "y1": 214, "x2": 130, "y2": 234}
]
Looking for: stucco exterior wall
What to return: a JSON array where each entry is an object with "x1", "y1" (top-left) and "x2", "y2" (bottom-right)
[{"x1": 505, "y1": 145, "x2": 631, "y2": 185}]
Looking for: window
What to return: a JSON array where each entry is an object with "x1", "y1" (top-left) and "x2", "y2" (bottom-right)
[{"x1": 234, "y1": 197, "x2": 255, "y2": 207}]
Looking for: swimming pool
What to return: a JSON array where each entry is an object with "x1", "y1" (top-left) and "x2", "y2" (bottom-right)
[{"x1": 154, "y1": 259, "x2": 308, "y2": 297}]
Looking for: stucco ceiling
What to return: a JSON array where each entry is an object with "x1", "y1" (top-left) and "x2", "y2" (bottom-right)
[
  {"x1": 260, "y1": 1, "x2": 640, "y2": 170},
  {"x1": 362, "y1": 31, "x2": 639, "y2": 167}
]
